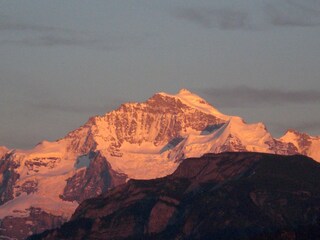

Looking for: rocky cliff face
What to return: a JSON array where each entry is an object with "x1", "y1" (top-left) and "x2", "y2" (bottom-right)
[
  {"x1": 1, "y1": 208, "x2": 66, "y2": 240},
  {"x1": 280, "y1": 129, "x2": 320, "y2": 162},
  {"x1": 0, "y1": 89, "x2": 319, "y2": 239},
  {"x1": 30, "y1": 152, "x2": 320, "y2": 240},
  {"x1": 60, "y1": 151, "x2": 127, "y2": 203},
  {"x1": 0, "y1": 151, "x2": 20, "y2": 205},
  {"x1": 0, "y1": 146, "x2": 8, "y2": 159}
]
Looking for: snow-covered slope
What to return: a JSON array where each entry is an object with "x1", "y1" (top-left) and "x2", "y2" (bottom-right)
[
  {"x1": 174, "y1": 116, "x2": 298, "y2": 159},
  {"x1": 0, "y1": 140, "x2": 77, "y2": 217},
  {"x1": 0, "y1": 89, "x2": 318, "y2": 239}
]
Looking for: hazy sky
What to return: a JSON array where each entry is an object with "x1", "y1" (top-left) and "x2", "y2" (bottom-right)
[{"x1": 1, "y1": 0, "x2": 320, "y2": 149}]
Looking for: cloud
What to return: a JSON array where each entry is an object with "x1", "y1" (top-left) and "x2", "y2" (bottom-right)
[
  {"x1": 174, "y1": 7, "x2": 252, "y2": 30},
  {"x1": 291, "y1": 121, "x2": 320, "y2": 135},
  {"x1": 264, "y1": 0, "x2": 320, "y2": 27},
  {"x1": 32, "y1": 102, "x2": 109, "y2": 115},
  {"x1": 0, "y1": 18, "x2": 147, "y2": 49},
  {"x1": 0, "y1": 33, "x2": 146, "y2": 50},
  {"x1": 0, "y1": 34, "x2": 105, "y2": 48},
  {"x1": 30, "y1": 99, "x2": 124, "y2": 115},
  {"x1": 272, "y1": 120, "x2": 320, "y2": 136},
  {"x1": 201, "y1": 86, "x2": 320, "y2": 108},
  {"x1": 0, "y1": 19, "x2": 97, "y2": 48},
  {"x1": 172, "y1": 0, "x2": 320, "y2": 30},
  {"x1": 0, "y1": 20, "x2": 69, "y2": 32}
]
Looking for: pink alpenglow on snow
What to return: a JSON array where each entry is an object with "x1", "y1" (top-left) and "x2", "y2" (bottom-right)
[{"x1": 0, "y1": 89, "x2": 319, "y2": 239}]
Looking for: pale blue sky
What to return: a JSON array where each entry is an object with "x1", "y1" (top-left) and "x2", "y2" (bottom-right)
[{"x1": 1, "y1": 0, "x2": 320, "y2": 149}]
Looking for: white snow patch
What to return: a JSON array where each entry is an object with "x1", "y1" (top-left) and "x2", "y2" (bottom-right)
[
  {"x1": 0, "y1": 193, "x2": 78, "y2": 219},
  {"x1": 101, "y1": 149, "x2": 178, "y2": 180}
]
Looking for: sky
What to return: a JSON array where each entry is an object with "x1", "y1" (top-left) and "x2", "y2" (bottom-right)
[{"x1": 1, "y1": 0, "x2": 320, "y2": 149}]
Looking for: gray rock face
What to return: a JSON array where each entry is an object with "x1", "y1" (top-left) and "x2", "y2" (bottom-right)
[
  {"x1": 0, "y1": 152, "x2": 20, "y2": 205},
  {"x1": 60, "y1": 152, "x2": 127, "y2": 203}
]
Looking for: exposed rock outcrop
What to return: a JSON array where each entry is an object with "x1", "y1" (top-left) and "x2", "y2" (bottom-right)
[
  {"x1": 0, "y1": 151, "x2": 20, "y2": 205},
  {"x1": 1, "y1": 208, "x2": 66, "y2": 240},
  {"x1": 60, "y1": 152, "x2": 127, "y2": 203}
]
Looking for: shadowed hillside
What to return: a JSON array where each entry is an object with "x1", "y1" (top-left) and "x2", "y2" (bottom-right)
[{"x1": 30, "y1": 152, "x2": 320, "y2": 240}]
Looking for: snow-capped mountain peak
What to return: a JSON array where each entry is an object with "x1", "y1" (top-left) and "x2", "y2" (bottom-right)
[
  {"x1": 281, "y1": 129, "x2": 313, "y2": 141},
  {"x1": 157, "y1": 89, "x2": 229, "y2": 120},
  {"x1": 0, "y1": 89, "x2": 319, "y2": 239},
  {"x1": 178, "y1": 88, "x2": 192, "y2": 94}
]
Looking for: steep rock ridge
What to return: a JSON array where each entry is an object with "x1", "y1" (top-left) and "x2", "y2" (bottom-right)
[
  {"x1": 31, "y1": 153, "x2": 320, "y2": 240},
  {"x1": 0, "y1": 151, "x2": 20, "y2": 205}
]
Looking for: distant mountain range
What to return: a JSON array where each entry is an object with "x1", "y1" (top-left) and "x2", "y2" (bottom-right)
[{"x1": 1, "y1": 89, "x2": 319, "y2": 239}]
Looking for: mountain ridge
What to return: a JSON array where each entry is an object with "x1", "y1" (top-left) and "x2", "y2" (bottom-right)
[{"x1": 0, "y1": 89, "x2": 319, "y2": 239}]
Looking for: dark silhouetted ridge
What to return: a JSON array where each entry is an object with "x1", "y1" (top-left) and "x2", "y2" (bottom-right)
[{"x1": 30, "y1": 152, "x2": 320, "y2": 240}]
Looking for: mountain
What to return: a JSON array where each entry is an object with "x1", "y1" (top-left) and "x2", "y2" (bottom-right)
[
  {"x1": 280, "y1": 129, "x2": 320, "y2": 162},
  {"x1": 0, "y1": 89, "x2": 319, "y2": 239},
  {"x1": 30, "y1": 152, "x2": 320, "y2": 240}
]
